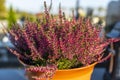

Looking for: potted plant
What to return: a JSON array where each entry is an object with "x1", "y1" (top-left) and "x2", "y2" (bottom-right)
[{"x1": 4, "y1": 2, "x2": 119, "y2": 80}]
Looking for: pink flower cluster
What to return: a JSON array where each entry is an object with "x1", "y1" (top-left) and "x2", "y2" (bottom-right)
[
  {"x1": 6, "y1": 1, "x2": 119, "y2": 70},
  {"x1": 26, "y1": 65, "x2": 56, "y2": 80}
]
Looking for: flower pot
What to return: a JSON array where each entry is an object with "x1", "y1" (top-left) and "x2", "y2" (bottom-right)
[{"x1": 26, "y1": 63, "x2": 97, "y2": 80}]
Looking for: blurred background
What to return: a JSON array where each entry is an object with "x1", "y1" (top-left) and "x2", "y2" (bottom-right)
[{"x1": 0, "y1": 0, "x2": 120, "y2": 80}]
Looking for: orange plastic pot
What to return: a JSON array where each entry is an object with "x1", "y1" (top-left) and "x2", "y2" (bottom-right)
[
  {"x1": 52, "y1": 63, "x2": 97, "y2": 80},
  {"x1": 26, "y1": 63, "x2": 97, "y2": 80}
]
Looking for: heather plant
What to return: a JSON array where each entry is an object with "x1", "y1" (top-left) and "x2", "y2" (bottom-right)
[{"x1": 4, "y1": 2, "x2": 119, "y2": 79}]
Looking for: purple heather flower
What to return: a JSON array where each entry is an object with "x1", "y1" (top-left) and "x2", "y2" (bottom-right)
[{"x1": 6, "y1": 2, "x2": 120, "y2": 79}]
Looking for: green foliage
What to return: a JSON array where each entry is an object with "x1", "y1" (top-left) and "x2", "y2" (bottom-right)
[
  {"x1": 0, "y1": 0, "x2": 7, "y2": 20},
  {"x1": 57, "y1": 58, "x2": 82, "y2": 69},
  {"x1": 0, "y1": 0, "x2": 6, "y2": 11},
  {"x1": 33, "y1": 58, "x2": 47, "y2": 66},
  {"x1": 7, "y1": 6, "x2": 17, "y2": 29}
]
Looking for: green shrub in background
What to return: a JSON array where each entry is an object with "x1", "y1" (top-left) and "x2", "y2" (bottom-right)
[
  {"x1": 0, "y1": 0, "x2": 7, "y2": 20},
  {"x1": 7, "y1": 5, "x2": 17, "y2": 29}
]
